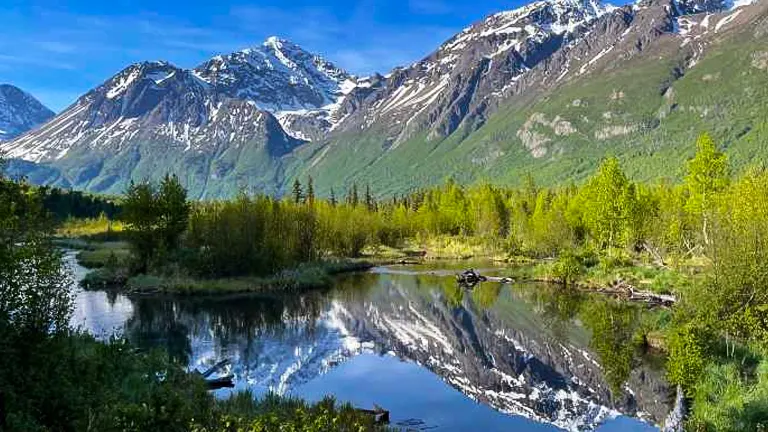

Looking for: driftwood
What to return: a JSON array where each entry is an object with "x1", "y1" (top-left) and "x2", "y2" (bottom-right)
[
  {"x1": 200, "y1": 359, "x2": 230, "y2": 378},
  {"x1": 355, "y1": 405, "x2": 390, "y2": 424},
  {"x1": 456, "y1": 269, "x2": 487, "y2": 287},
  {"x1": 599, "y1": 280, "x2": 677, "y2": 306},
  {"x1": 206, "y1": 375, "x2": 235, "y2": 390},
  {"x1": 456, "y1": 269, "x2": 677, "y2": 305}
]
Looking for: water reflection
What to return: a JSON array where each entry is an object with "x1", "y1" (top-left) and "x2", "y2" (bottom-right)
[{"x1": 69, "y1": 258, "x2": 668, "y2": 431}]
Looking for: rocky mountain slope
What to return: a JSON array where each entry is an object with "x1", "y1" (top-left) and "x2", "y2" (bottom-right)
[
  {"x1": 2, "y1": 0, "x2": 767, "y2": 197},
  {"x1": 0, "y1": 85, "x2": 54, "y2": 141}
]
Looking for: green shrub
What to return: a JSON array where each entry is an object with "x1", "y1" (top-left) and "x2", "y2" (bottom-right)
[
  {"x1": 666, "y1": 323, "x2": 714, "y2": 395},
  {"x1": 551, "y1": 252, "x2": 585, "y2": 285}
]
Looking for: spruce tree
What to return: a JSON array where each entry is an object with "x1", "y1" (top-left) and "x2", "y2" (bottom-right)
[
  {"x1": 306, "y1": 176, "x2": 315, "y2": 205},
  {"x1": 349, "y1": 184, "x2": 359, "y2": 207},
  {"x1": 292, "y1": 179, "x2": 303, "y2": 204}
]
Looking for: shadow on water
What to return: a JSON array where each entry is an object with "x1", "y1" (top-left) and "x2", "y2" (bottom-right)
[{"x1": 69, "y1": 258, "x2": 669, "y2": 431}]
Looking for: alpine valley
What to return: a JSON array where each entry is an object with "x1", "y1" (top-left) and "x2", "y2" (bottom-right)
[{"x1": 3, "y1": 0, "x2": 767, "y2": 198}]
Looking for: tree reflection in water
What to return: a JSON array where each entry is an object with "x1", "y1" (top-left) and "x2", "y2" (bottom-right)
[{"x1": 116, "y1": 271, "x2": 668, "y2": 428}]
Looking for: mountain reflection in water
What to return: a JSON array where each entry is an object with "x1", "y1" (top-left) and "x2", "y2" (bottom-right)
[{"x1": 69, "y1": 256, "x2": 668, "y2": 432}]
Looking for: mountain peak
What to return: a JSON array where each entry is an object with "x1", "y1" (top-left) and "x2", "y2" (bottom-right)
[
  {"x1": 262, "y1": 35, "x2": 293, "y2": 48},
  {"x1": 0, "y1": 85, "x2": 54, "y2": 141},
  {"x1": 489, "y1": 0, "x2": 611, "y2": 33},
  {"x1": 193, "y1": 39, "x2": 352, "y2": 114}
]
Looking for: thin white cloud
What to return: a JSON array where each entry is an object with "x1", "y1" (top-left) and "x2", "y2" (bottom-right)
[{"x1": 0, "y1": 54, "x2": 76, "y2": 70}]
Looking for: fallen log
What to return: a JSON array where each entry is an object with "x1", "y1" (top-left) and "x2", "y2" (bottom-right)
[
  {"x1": 456, "y1": 269, "x2": 677, "y2": 305},
  {"x1": 200, "y1": 359, "x2": 230, "y2": 378},
  {"x1": 205, "y1": 375, "x2": 235, "y2": 390},
  {"x1": 194, "y1": 359, "x2": 235, "y2": 390},
  {"x1": 600, "y1": 280, "x2": 677, "y2": 305},
  {"x1": 355, "y1": 405, "x2": 390, "y2": 424}
]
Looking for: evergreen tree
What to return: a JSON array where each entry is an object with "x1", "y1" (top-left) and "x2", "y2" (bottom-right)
[
  {"x1": 306, "y1": 176, "x2": 315, "y2": 205},
  {"x1": 348, "y1": 184, "x2": 359, "y2": 207},
  {"x1": 123, "y1": 181, "x2": 160, "y2": 273},
  {"x1": 158, "y1": 174, "x2": 190, "y2": 252},
  {"x1": 329, "y1": 188, "x2": 337, "y2": 207},
  {"x1": 292, "y1": 179, "x2": 303, "y2": 204}
]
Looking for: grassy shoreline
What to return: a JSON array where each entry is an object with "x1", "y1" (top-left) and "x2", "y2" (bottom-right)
[{"x1": 66, "y1": 234, "x2": 697, "y2": 297}]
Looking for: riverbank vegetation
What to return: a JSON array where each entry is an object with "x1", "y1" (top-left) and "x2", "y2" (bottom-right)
[
  {"x1": 20, "y1": 132, "x2": 768, "y2": 429},
  {"x1": 0, "y1": 165, "x2": 385, "y2": 432}
]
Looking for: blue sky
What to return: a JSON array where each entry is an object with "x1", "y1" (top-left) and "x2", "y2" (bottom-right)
[{"x1": 0, "y1": 0, "x2": 536, "y2": 112}]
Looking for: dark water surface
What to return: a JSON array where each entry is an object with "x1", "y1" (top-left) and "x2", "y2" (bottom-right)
[{"x1": 67, "y1": 253, "x2": 667, "y2": 431}]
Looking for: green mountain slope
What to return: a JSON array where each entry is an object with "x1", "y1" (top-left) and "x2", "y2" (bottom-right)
[{"x1": 294, "y1": 10, "x2": 768, "y2": 196}]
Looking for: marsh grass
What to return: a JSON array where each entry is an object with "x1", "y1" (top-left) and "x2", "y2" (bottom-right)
[
  {"x1": 76, "y1": 242, "x2": 132, "y2": 268},
  {"x1": 57, "y1": 216, "x2": 125, "y2": 239},
  {"x1": 97, "y1": 260, "x2": 376, "y2": 295}
]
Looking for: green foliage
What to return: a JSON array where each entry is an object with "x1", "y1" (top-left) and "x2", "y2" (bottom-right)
[
  {"x1": 666, "y1": 323, "x2": 713, "y2": 395},
  {"x1": 57, "y1": 214, "x2": 126, "y2": 239},
  {"x1": 0, "y1": 170, "x2": 384, "y2": 431},
  {"x1": 0, "y1": 176, "x2": 71, "y2": 335},
  {"x1": 123, "y1": 175, "x2": 190, "y2": 273},
  {"x1": 578, "y1": 157, "x2": 638, "y2": 249},
  {"x1": 550, "y1": 250, "x2": 585, "y2": 285},
  {"x1": 685, "y1": 133, "x2": 729, "y2": 246},
  {"x1": 195, "y1": 393, "x2": 380, "y2": 432},
  {"x1": 688, "y1": 349, "x2": 768, "y2": 432},
  {"x1": 36, "y1": 185, "x2": 121, "y2": 221},
  {"x1": 76, "y1": 242, "x2": 132, "y2": 269},
  {"x1": 685, "y1": 133, "x2": 729, "y2": 216}
]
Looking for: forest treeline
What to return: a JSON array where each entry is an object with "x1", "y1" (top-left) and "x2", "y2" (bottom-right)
[{"x1": 125, "y1": 133, "x2": 727, "y2": 276}]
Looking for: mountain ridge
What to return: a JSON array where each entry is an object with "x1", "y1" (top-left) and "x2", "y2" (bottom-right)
[{"x1": 2, "y1": 0, "x2": 765, "y2": 197}]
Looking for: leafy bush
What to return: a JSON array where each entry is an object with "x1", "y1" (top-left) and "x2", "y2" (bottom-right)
[
  {"x1": 551, "y1": 251, "x2": 585, "y2": 285},
  {"x1": 666, "y1": 323, "x2": 714, "y2": 395}
]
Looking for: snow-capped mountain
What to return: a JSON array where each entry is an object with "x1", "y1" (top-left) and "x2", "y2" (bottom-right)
[
  {"x1": 330, "y1": 0, "x2": 615, "y2": 150},
  {"x1": 2, "y1": 0, "x2": 766, "y2": 197},
  {"x1": 0, "y1": 39, "x2": 357, "y2": 197},
  {"x1": 0, "y1": 85, "x2": 54, "y2": 141},
  {"x1": 193, "y1": 37, "x2": 361, "y2": 140}
]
